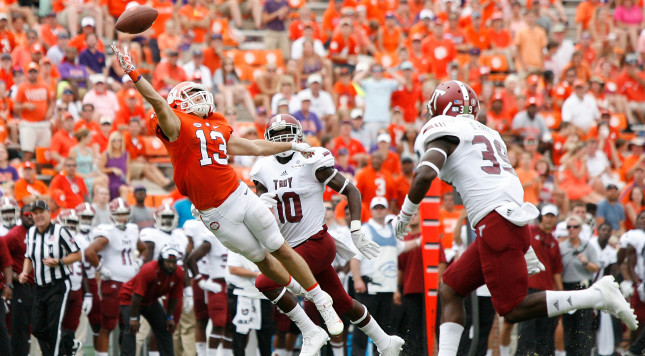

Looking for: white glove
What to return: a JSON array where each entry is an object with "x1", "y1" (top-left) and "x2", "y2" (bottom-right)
[
  {"x1": 183, "y1": 286, "x2": 194, "y2": 314},
  {"x1": 291, "y1": 142, "x2": 315, "y2": 154},
  {"x1": 190, "y1": 204, "x2": 200, "y2": 220},
  {"x1": 638, "y1": 283, "x2": 645, "y2": 303},
  {"x1": 198, "y1": 279, "x2": 223, "y2": 294},
  {"x1": 392, "y1": 213, "x2": 412, "y2": 240},
  {"x1": 259, "y1": 193, "x2": 278, "y2": 209},
  {"x1": 621, "y1": 280, "x2": 635, "y2": 298},
  {"x1": 134, "y1": 258, "x2": 144, "y2": 272},
  {"x1": 81, "y1": 293, "x2": 93, "y2": 314},
  {"x1": 97, "y1": 263, "x2": 112, "y2": 281},
  {"x1": 111, "y1": 42, "x2": 136, "y2": 74},
  {"x1": 524, "y1": 246, "x2": 545, "y2": 276},
  {"x1": 351, "y1": 228, "x2": 380, "y2": 260}
]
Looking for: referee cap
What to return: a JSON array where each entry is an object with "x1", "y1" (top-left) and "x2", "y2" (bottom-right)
[{"x1": 32, "y1": 200, "x2": 50, "y2": 211}]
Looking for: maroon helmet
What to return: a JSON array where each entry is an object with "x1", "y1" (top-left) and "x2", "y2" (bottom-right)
[
  {"x1": 426, "y1": 80, "x2": 480, "y2": 120},
  {"x1": 265, "y1": 114, "x2": 303, "y2": 157},
  {"x1": 75, "y1": 202, "x2": 96, "y2": 233},
  {"x1": 109, "y1": 198, "x2": 131, "y2": 228}
]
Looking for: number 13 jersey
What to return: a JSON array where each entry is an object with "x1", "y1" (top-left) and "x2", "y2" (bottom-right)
[
  {"x1": 415, "y1": 115, "x2": 524, "y2": 226},
  {"x1": 150, "y1": 109, "x2": 240, "y2": 210},
  {"x1": 250, "y1": 147, "x2": 335, "y2": 247}
]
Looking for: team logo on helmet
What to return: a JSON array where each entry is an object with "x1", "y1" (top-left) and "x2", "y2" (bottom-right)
[{"x1": 426, "y1": 80, "x2": 480, "y2": 120}]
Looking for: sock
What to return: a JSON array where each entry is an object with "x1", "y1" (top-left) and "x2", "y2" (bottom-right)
[
  {"x1": 330, "y1": 342, "x2": 344, "y2": 356},
  {"x1": 207, "y1": 347, "x2": 218, "y2": 356},
  {"x1": 438, "y1": 322, "x2": 464, "y2": 356},
  {"x1": 196, "y1": 342, "x2": 207, "y2": 356},
  {"x1": 284, "y1": 276, "x2": 305, "y2": 296},
  {"x1": 96, "y1": 353, "x2": 108, "y2": 356},
  {"x1": 546, "y1": 289, "x2": 602, "y2": 317},
  {"x1": 273, "y1": 348, "x2": 287, "y2": 356},
  {"x1": 306, "y1": 284, "x2": 328, "y2": 305},
  {"x1": 555, "y1": 351, "x2": 566, "y2": 356},
  {"x1": 499, "y1": 345, "x2": 510, "y2": 356},
  {"x1": 149, "y1": 352, "x2": 160, "y2": 356},
  {"x1": 222, "y1": 348, "x2": 233, "y2": 356},
  {"x1": 359, "y1": 318, "x2": 390, "y2": 350},
  {"x1": 486, "y1": 350, "x2": 493, "y2": 356},
  {"x1": 284, "y1": 304, "x2": 318, "y2": 334}
]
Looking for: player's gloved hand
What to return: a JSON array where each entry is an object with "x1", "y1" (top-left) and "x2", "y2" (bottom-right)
[
  {"x1": 111, "y1": 42, "x2": 136, "y2": 74},
  {"x1": 392, "y1": 213, "x2": 412, "y2": 240},
  {"x1": 190, "y1": 204, "x2": 201, "y2": 221},
  {"x1": 524, "y1": 246, "x2": 546, "y2": 276},
  {"x1": 97, "y1": 263, "x2": 112, "y2": 281},
  {"x1": 291, "y1": 142, "x2": 315, "y2": 155},
  {"x1": 259, "y1": 193, "x2": 278, "y2": 209},
  {"x1": 350, "y1": 226, "x2": 380, "y2": 260},
  {"x1": 183, "y1": 286, "x2": 194, "y2": 314},
  {"x1": 82, "y1": 293, "x2": 93, "y2": 314},
  {"x1": 198, "y1": 279, "x2": 223, "y2": 294},
  {"x1": 134, "y1": 258, "x2": 144, "y2": 272},
  {"x1": 621, "y1": 280, "x2": 635, "y2": 298}
]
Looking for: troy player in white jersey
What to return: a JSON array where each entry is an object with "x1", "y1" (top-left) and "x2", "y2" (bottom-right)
[
  {"x1": 57, "y1": 209, "x2": 87, "y2": 355},
  {"x1": 75, "y1": 202, "x2": 102, "y2": 349},
  {"x1": 392, "y1": 80, "x2": 637, "y2": 356},
  {"x1": 85, "y1": 198, "x2": 147, "y2": 356},
  {"x1": 183, "y1": 218, "x2": 211, "y2": 356},
  {"x1": 251, "y1": 114, "x2": 405, "y2": 356},
  {"x1": 0, "y1": 197, "x2": 19, "y2": 236},
  {"x1": 186, "y1": 219, "x2": 232, "y2": 356}
]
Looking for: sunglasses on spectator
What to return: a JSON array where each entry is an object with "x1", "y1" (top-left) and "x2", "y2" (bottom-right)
[
  {"x1": 325, "y1": 206, "x2": 333, "y2": 211},
  {"x1": 22, "y1": 212, "x2": 33, "y2": 217},
  {"x1": 566, "y1": 225, "x2": 580, "y2": 229}
]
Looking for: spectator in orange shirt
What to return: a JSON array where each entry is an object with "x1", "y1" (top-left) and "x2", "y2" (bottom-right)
[
  {"x1": 332, "y1": 67, "x2": 357, "y2": 110},
  {"x1": 422, "y1": 19, "x2": 457, "y2": 80},
  {"x1": 408, "y1": 9, "x2": 434, "y2": 43},
  {"x1": 408, "y1": 33, "x2": 429, "y2": 76},
  {"x1": 487, "y1": 93, "x2": 513, "y2": 134},
  {"x1": 156, "y1": 20, "x2": 181, "y2": 62},
  {"x1": 0, "y1": 14, "x2": 16, "y2": 54},
  {"x1": 13, "y1": 161, "x2": 48, "y2": 206},
  {"x1": 50, "y1": 113, "x2": 78, "y2": 170},
  {"x1": 377, "y1": 12, "x2": 403, "y2": 54},
  {"x1": 618, "y1": 54, "x2": 645, "y2": 123},
  {"x1": 68, "y1": 17, "x2": 105, "y2": 53},
  {"x1": 393, "y1": 156, "x2": 414, "y2": 211},
  {"x1": 178, "y1": 0, "x2": 211, "y2": 46},
  {"x1": 113, "y1": 89, "x2": 146, "y2": 132},
  {"x1": 14, "y1": 62, "x2": 54, "y2": 161},
  {"x1": 355, "y1": 151, "x2": 397, "y2": 220},
  {"x1": 290, "y1": 7, "x2": 320, "y2": 41},
  {"x1": 152, "y1": 49, "x2": 187, "y2": 94},
  {"x1": 374, "y1": 132, "x2": 401, "y2": 177},
  {"x1": 444, "y1": 12, "x2": 470, "y2": 53},
  {"x1": 561, "y1": 50, "x2": 592, "y2": 82},
  {"x1": 329, "y1": 19, "x2": 359, "y2": 67},
  {"x1": 333, "y1": 119, "x2": 368, "y2": 167},
  {"x1": 49, "y1": 157, "x2": 89, "y2": 209},
  {"x1": 91, "y1": 116, "x2": 113, "y2": 155},
  {"x1": 575, "y1": 0, "x2": 600, "y2": 40},
  {"x1": 321, "y1": 0, "x2": 343, "y2": 44},
  {"x1": 391, "y1": 61, "x2": 422, "y2": 124},
  {"x1": 202, "y1": 34, "x2": 224, "y2": 75},
  {"x1": 11, "y1": 29, "x2": 38, "y2": 70},
  {"x1": 514, "y1": 9, "x2": 547, "y2": 71},
  {"x1": 489, "y1": 12, "x2": 513, "y2": 51},
  {"x1": 74, "y1": 103, "x2": 101, "y2": 137},
  {"x1": 517, "y1": 151, "x2": 541, "y2": 205},
  {"x1": 124, "y1": 118, "x2": 173, "y2": 191},
  {"x1": 464, "y1": 12, "x2": 491, "y2": 51}
]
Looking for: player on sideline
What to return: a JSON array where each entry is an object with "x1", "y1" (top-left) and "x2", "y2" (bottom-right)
[
  {"x1": 391, "y1": 80, "x2": 638, "y2": 356},
  {"x1": 251, "y1": 114, "x2": 408, "y2": 356},
  {"x1": 111, "y1": 43, "x2": 344, "y2": 343}
]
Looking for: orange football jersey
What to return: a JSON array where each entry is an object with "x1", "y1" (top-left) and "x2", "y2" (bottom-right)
[{"x1": 150, "y1": 109, "x2": 239, "y2": 210}]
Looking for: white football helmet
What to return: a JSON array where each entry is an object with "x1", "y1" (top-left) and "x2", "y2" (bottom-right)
[
  {"x1": 109, "y1": 198, "x2": 131, "y2": 229},
  {"x1": 167, "y1": 81, "x2": 216, "y2": 118},
  {"x1": 154, "y1": 204, "x2": 178, "y2": 233},
  {"x1": 58, "y1": 209, "x2": 79, "y2": 235},
  {"x1": 75, "y1": 202, "x2": 96, "y2": 234},
  {"x1": 265, "y1": 114, "x2": 303, "y2": 158},
  {"x1": 0, "y1": 197, "x2": 19, "y2": 228}
]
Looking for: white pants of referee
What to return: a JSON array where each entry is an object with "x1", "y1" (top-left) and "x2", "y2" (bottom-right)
[{"x1": 32, "y1": 278, "x2": 71, "y2": 356}]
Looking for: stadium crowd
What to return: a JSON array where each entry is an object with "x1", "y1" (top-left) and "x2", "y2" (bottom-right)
[{"x1": 0, "y1": 0, "x2": 643, "y2": 355}]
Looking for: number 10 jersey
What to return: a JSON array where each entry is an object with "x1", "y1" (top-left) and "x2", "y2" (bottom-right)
[
  {"x1": 251, "y1": 147, "x2": 335, "y2": 247},
  {"x1": 415, "y1": 115, "x2": 525, "y2": 227}
]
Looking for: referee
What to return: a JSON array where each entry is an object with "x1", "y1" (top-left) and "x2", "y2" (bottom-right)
[{"x1": 18, "y1": 199, "x2": 81, "y2": 356}]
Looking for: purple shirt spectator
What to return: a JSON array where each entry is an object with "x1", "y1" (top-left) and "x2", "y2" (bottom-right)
[
  {"x1": 0, "y1": 166, "x2": 18, "y2": 184},
  {"x1": 78, "y1": 48, "x2": 106, "y2": 74},
  {"x1": 263, "y1": 0, "x2": 288, "y2": 31},
  {"x1": 291, "y1": 110, "x2": 322, "y2": 137},
  {"x1": 58, "y1": 61, "x2": 89, "y2": 88}
]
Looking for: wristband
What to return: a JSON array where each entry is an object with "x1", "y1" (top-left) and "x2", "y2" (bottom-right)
[
  {"x1": 401, "y1": 195, "x2": 420, "y2": 216},
  {"x1": 350, "y1": 220, "x2": 361, "y2": 233},
  {"x1": 84, "y1": 293, "x2": 92, "y2": 297},
  {"x1": 166, "y1": 315, "x2": 173, "y2": 321},
  {"x1": 130, "y1": 316, "x2": 139, "y2": 321},
  {"x1": 128, "y1": 69, "x2": 142, "y2": 83},
  {"x1": 6, "y1": 284, "x2": 13, "y2": 289}
]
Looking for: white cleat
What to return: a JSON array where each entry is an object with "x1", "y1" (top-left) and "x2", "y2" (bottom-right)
[
  {"x1": 314, "y1": 291, "x2": 344, "y2": 336},
  {"x1": 377, "y1": 335, "x2": 405, "y2": 356},
  {"x1": 593, "y1": 275, "x2": 639, "y2": 330},
  {"x1": 300, "y1": 326, "x2": 329, "y2": 356}
]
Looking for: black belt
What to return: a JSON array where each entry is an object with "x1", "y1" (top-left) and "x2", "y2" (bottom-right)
[{"x1": 36, "y1": 278, "x2": 66, "y2": 288}]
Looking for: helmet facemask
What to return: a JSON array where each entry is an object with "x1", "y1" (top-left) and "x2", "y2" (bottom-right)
[
  {"x1": 111, "y1": 213, "x2": 130, "y2": 229},
  {"x1": 63, "y1": 217, "x2": 79, "y2": 235},
  {"x1": 266, "y1": 125, "x2": 303, "y2": 158},
  {"x1": 155, "y1": 213, "x2": 177, "y2": 232},
  {"x1": 0, "y1": 208, "x2": 18, "y2": 228},
  {"x1": 167, "y1": 83, "x2": 216, "y2": 118},
  {"x1": 78, "y1": 214, "x2": 95, "y2": 233}
]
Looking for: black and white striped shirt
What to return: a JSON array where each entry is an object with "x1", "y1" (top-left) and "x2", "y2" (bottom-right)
[{"x1": 25, "y1": 223, "x2": 79, "y2": 286}]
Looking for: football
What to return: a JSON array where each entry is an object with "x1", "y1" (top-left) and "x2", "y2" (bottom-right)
[{"x1": 115, "y1": 5, "x2": 158, "y2": 34}]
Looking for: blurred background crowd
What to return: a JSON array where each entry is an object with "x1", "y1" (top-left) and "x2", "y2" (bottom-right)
[{"x1": 0, "y1": 0, "x2": 644, "y2": 354}]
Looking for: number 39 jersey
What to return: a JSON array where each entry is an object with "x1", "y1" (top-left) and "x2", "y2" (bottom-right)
[
  {"x1": 251, "y1": 147, "x2": 335, "y2": 247},
  {"x1": 415, "y1": 115, "x2": 524, "y2": 226},
  {"x1": 92, "y1": 223, "x2": 140, "y2": 283},
  {"x1": 150, "y1": 109, "x2": 240, "y2": 211}
]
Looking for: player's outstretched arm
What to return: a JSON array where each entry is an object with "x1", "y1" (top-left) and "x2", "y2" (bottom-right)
[
  {"x1": 228, "y1": 136, "x2": 314, "y2": 156},
  {"x1": 393, "y1": 138, "x2": 456, "y2": 239},
  {"x1": 316, "y1": 167, "x2": 362, "y2": 222},
  {"x1": 111, "y1": 43, "x2": 181, "y2": 141}
]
